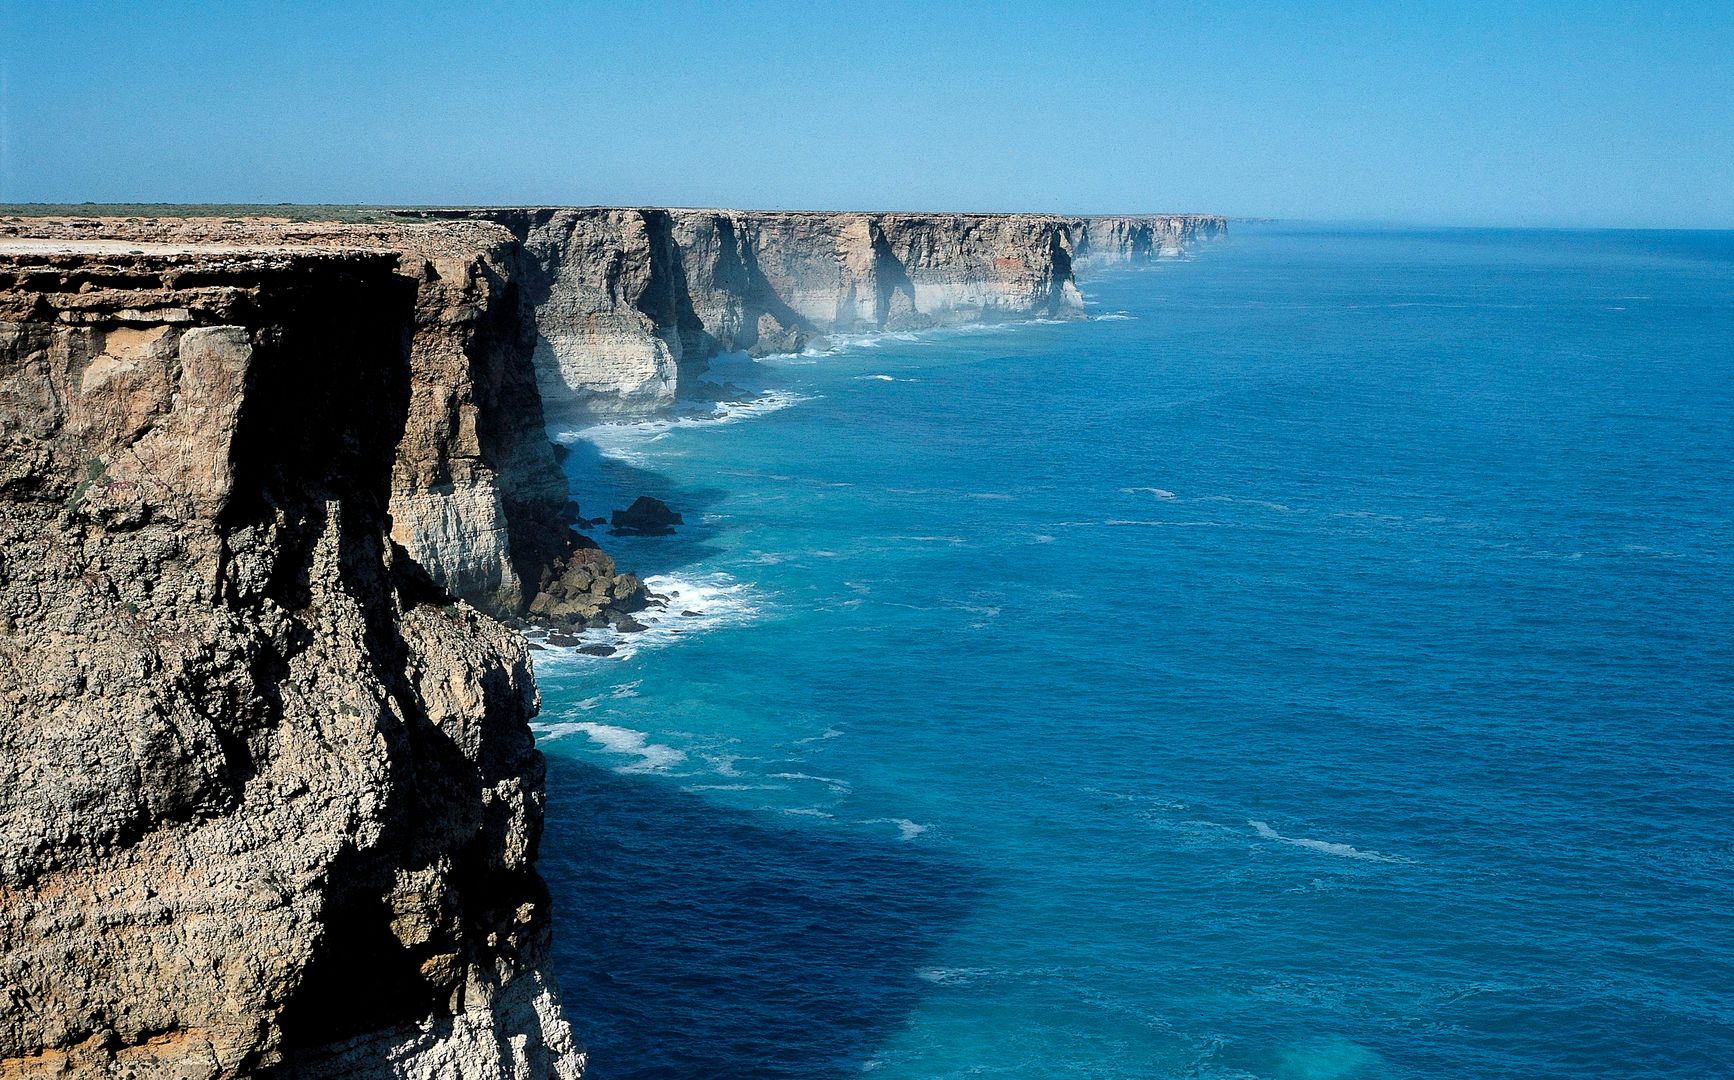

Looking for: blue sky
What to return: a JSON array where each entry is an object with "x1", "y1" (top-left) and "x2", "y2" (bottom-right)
[{"x1": 2, "y1": 1, "x2": 1730, "y2": 226}]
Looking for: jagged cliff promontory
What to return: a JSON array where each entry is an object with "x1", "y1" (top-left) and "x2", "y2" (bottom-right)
[
  {"x1": 0, "y1": 241, "x2": 581, "y2": 1078},
  {"x1": 0, "y1": 207, "x2": 1219, "y2": 1078}
]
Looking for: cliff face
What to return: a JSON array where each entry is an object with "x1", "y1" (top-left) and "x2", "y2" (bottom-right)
[
  {"x1": 425, "y1": 209, "x2": 1088, "y2": 424},
  {"x1": 1070, "y1": 214, "x2": 1228, "y2": 266},
  {"x1": 0, "y1": 243, "x2": 581, "y2": 1078},
  {"x1": 0, "y1": 219, "x2": 583, "y2": 626},
  {"x1": 0, "y1": 211, "x2": 1221, "y2": 620},
  {"x1": 379, "y1": 224, "x2": 568, "y2": 618}
]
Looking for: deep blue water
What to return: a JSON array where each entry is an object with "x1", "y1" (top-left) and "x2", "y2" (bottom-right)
[{"x1": 533, "y1": 225, "x2": 1734, "y2": 1079}]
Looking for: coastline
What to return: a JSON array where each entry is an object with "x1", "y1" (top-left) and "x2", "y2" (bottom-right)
[{"x1": 0, "y1": 209, "x2": 1219, "y2": 1077}]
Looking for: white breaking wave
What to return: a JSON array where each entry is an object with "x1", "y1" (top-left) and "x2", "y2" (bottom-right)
[
  {"x1": 535, "y1": 720, "x2": 686, "y2": 773},
  {"x1": 796, "y1": 329, "x2": 919, "y2": 357},
  {"x1": 915, "y1": 967, "x2": 989, "y2": 985},
  {"x1": 560, "y1": 389, "x2": 810, "y2": 465},
  {"x1": 528, "y1": 570, "x2": 763, "y2": 665},
  {"x1": 789, "y1": 316, "x2": 1061, "y2": 360},
  {"x1": 1249, "y1": 820, "x2": 1410, "y2": 864},
  {"x1": 1122, "y1": 486, "x2": 1178, "y2": 500},
  {"x1": 702, "y1": 752, "x2": 743, "y2": 778}
]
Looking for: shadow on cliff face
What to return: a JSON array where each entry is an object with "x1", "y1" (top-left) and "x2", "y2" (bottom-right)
[{"x1": 539, "y1": 757, "x2": 981, "y2": 1080}]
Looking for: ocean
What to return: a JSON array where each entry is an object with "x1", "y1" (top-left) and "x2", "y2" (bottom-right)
[{"x1": 531, "y1": 225, "x2": 1734, "y2": 1079}]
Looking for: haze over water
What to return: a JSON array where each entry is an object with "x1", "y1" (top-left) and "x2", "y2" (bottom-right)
[{"x1": 532, "y1": 225, "x2": 1734, "y2": 1079}]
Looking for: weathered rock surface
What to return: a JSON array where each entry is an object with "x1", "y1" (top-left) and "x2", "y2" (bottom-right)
[
  {"x1": 1, "y1": 212, "x2": 1223, "y2": 621},
  {"x1": 414, "y1": 209, "x2": 1094, "y2": 423},
  {"x1": 0, "y1": 244, "x2": 581, "y2": 1078},
  {"x1": 609, "y1": 496, "x2": 682, "y2": 537},
  {"x1": 525, "y1": 543, "x2": 649, "y2": 630},
  {"x1": 1069, "y1": 215, "x2": 1228, "y2": 266},
  {"x1": 0, "y1": 222, "x2": 572, "y2": 626}
]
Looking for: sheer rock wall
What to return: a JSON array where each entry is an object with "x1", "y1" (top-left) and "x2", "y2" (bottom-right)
[
  {"x1": 420, "y1": 208, "x2": 1094, "y2": 423},
  {"x1": 0, "y1": 244, "x2": 582, "y2": 1079}
]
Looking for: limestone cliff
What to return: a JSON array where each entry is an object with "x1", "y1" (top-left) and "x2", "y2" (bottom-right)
[
  {"x1": 0, "y1": 218, "x2": 575, "y2": 623},
  {"x1": 1069, "y1": 214, "x2": 1228, "y2": 266},
  {"x1": 416, "y1": 209, "x2": 1090, "y2": 423},
  {"x1": 0, "y1": 210, "x2": 1222, "y2": 616},
  {"x1": 0, "y1": 242, "x2": 582, "y2": 1078}
]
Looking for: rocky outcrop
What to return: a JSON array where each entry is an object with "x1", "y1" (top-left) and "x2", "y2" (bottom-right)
[
  {"x1": 416, "y1": 209, "x2": 1091, "y2": 423},
  {"x1": 0, "y1": 221, "x2": 577, "y2": 626},
  {"x1": 609, "y1": 496, "x2": 682, "y2": 537},
  {"x1": 526, "y1": 544, "x2": 649, "y2": 631},
  {"x1": 376, "y1": 225, "x2": 569, "y2": 619},
  {"x1": 0, "y1": 243, "x2": 582, "y2": 1078}
]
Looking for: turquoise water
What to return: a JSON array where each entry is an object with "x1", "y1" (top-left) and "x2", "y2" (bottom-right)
[{"x1": 532, "y1": 225, "x2": 1734, "y2": 1079}]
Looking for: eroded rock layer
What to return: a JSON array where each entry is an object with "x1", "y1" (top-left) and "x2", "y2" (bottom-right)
[
  {"x1": 2, "y1": 211, "x2": 1220, "y2": 622},
  {"x1": 0, "y1": 220, "x2": 573, "y2": 624},
  {"x1": 416, "y1": 208, "x2": 1093, "y2": 423},
  {"x1": 0, "y1": 245, "x2": 582, "y2": 1079}
]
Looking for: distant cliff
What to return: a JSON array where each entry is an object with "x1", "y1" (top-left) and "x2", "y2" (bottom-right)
[
  {"x1": 1069, "y1": 214, "x2": 1228, "y2": 265},
  {"x1": 413, "y1": 209, "x2": 1091, "y2": 424}
]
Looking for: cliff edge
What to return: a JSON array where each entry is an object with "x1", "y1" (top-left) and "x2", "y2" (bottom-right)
[
  {"x1": 1, "y1": 210, "x2": 1220, "y2": 623},
  {"x1": 0, "y1": 242, "x2": 582, "y2": 1078}
]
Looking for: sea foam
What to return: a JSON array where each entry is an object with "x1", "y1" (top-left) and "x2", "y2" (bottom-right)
[
  {"x1": 1249, "y1": 820, "x2": 1410, "y2": 864},
  {"x1": 528, "y1": 571, "x2": 763, "y2": 665},
  {"x1": 864, "y1": 817, "x2": 930, "y2": 841},
  {"x1": 561, "y1": 389, "x2": 809, "y2": 465},
  {"x1": 536, "y1": 720, "x2": 686, "y2": 773}
]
